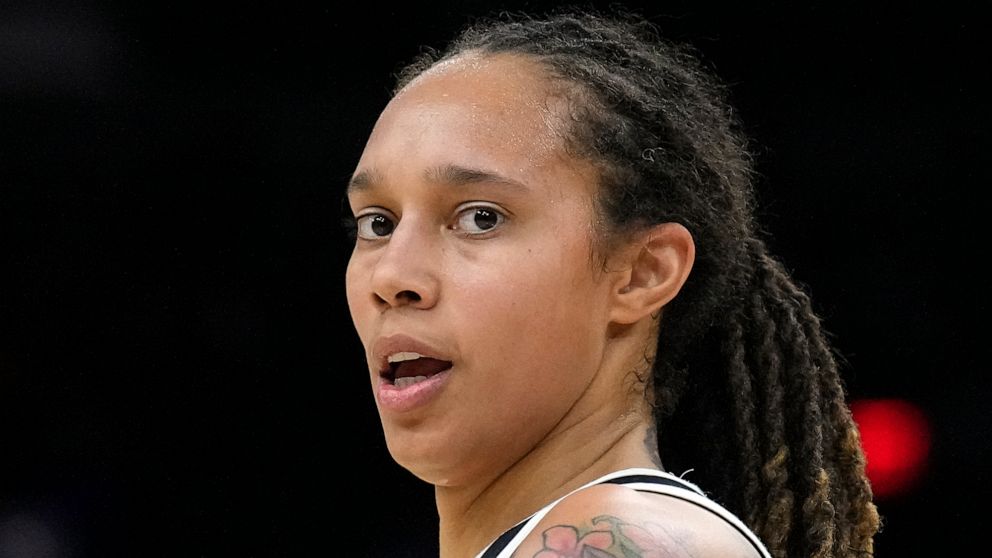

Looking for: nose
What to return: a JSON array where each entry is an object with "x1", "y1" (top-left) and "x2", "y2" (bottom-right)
[{"x1": 368, "y1": 218, "x2": 439, "y2": 311}]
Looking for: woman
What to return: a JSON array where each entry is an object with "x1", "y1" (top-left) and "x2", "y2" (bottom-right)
[{"x1": 343, "y1": 7, "x2": 880, "y2": 558}]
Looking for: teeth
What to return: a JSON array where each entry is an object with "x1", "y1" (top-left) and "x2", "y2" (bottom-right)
[
  {"x1": 388, "y1": 351, "x2": 424, "y2": 363},
  {"x1": 394, "y1": 375, "x2": 429, "y2": 388}
]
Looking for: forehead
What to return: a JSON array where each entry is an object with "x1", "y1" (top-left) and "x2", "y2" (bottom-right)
[{"x1": 359, "y1": 53, "x2": 570, "y2": 172}]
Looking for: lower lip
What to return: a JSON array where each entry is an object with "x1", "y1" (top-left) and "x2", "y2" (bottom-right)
[{"x1": 376, "y1": 368, "x2": 452, "y2": 413}]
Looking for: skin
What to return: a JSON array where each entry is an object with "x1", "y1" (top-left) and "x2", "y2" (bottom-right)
[{"x1": 344, "y1": 52, "x2": 753, "y2": 557}]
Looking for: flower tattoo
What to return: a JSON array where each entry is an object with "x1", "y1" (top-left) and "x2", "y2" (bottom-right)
[{"x1": 531, "y1": 515, "x2": 696, "y2": 558}]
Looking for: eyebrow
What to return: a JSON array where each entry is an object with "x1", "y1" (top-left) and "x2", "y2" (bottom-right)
[{"x1": 347, "y1": 164, "x2": 530, "y2": 195}]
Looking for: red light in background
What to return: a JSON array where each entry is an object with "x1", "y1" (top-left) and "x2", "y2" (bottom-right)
[{"x1": 849, "y1": 398, "x2": 931, "y2": 499}]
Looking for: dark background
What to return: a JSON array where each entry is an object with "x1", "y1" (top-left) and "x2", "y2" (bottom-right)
[{"x1": 1, "y1": 1, "x2": 986, "y2": 556}]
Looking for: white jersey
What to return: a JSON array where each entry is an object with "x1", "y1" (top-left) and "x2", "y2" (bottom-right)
[{"x1": 474, "y1": 467, "x2": 772, "y2": 558}]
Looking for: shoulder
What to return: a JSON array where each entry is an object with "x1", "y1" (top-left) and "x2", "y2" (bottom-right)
[{"x1": 511, "y1": 482, "x2": 764, "y2": 558}]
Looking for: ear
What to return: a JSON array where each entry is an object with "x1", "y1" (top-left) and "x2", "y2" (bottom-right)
[{"x1": 608, "y1": 222, "x2": 695, "y2": 325}]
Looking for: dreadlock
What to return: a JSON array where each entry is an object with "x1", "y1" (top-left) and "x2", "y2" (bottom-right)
[{"x1": 392, "y1": 6, "x2": 881, "y2": 557}]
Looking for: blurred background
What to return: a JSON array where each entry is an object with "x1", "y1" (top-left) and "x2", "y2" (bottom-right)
[{"x1": 1, "y1": 1, "x2": 986, "y2": 556}]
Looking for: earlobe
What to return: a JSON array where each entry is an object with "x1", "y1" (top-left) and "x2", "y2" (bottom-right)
[{"x1": 609, "y1": 222, "x2": 695, "y2": 325}]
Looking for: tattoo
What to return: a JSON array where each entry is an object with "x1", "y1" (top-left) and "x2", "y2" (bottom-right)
[{"x1": 530, "y1": 515, "x2": 697, "y2": 558}]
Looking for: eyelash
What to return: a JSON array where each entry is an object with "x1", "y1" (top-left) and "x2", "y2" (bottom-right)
[{"x1": 350, "y1": 204, "x2": 508, "y2": 241}]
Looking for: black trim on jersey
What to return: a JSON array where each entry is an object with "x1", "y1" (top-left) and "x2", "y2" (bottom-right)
[
  {"x1": 479, "y1": 519, "x2": 527, "y2": 558},
  {"x1": 479, "y1": 472, "x2": 768, "y2": 558},
  {"x1": 600, "y1": 473, "x2": 704, "y2": 494},
  {"x1": 607, "y1": 473, "x2": 768, "y2": 557},
  {"x1": 480, "y1": 474, "x2": 701, "y2": 557}
]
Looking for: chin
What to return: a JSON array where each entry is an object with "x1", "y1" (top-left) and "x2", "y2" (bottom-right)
[
  {"x1": 386, "y1": 437, "x2": 447, "y2": 480},
  {"x1": 386, "y1": 442, "x2": 476, "y2": 488}
]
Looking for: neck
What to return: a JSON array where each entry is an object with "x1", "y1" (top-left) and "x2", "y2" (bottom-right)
[{"x1": 435, "y1": 322, "x2": 661, "y2": 558}]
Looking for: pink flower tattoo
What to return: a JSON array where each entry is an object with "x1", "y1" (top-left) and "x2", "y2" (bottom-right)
[{"x1": 534, "y1": 525, "x2": 615, "y2": 558}]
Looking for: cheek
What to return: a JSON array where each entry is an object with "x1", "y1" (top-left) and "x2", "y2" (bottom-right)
[
  {"x1": 344, "y1": 256, "x2": 372, "y2": 340},
  {"x1": 449, "y1": 233, "x2": 603, "y2": 373}
]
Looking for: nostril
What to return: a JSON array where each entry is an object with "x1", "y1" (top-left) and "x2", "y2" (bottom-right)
[
  {"x1": 373, "y1": 289, "x2": 424, "y2": 308},
  {"x1": 397, "y1": 290, "x2": 421, "y2": 303}
]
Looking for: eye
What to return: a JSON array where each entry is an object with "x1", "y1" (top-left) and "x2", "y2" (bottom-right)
[
  {"x1": 355, "y1": 212, "x2": 396, "y2": 240},
  {"x1": 453, "y1": 205, "x2": 505, "y2": 235}
]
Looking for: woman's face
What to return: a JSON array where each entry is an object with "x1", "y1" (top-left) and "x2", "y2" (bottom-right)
[{"x1": 345, "y1": 53, "x2": 621, "y2": 486}]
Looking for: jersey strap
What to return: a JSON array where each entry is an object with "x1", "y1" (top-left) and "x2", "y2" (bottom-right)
[{"x1": 475, "y1": 468, "x2": 771, "y2": 558}]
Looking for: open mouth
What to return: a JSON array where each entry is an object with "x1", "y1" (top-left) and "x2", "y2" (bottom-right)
[{"x1": 382, "y1": 352, "x2": 453, "y2": 388}]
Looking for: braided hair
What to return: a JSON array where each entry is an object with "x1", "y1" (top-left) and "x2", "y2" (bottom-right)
[{"x1": 391, "y1": 7, "x2": 881, "y2": 558}]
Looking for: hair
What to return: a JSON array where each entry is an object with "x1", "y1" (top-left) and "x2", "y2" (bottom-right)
[{"x1": 384, "y1": 6, "x2": 881, "y2": 558}]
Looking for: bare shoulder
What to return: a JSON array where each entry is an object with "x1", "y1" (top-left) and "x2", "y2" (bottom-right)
[{"x1": 511, "y1": 483, "x2": 762, "y2": 558}]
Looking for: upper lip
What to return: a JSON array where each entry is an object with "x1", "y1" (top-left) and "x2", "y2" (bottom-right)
[{"x1": 372, "y1": 334, "x2": 452, "y2": 377}]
